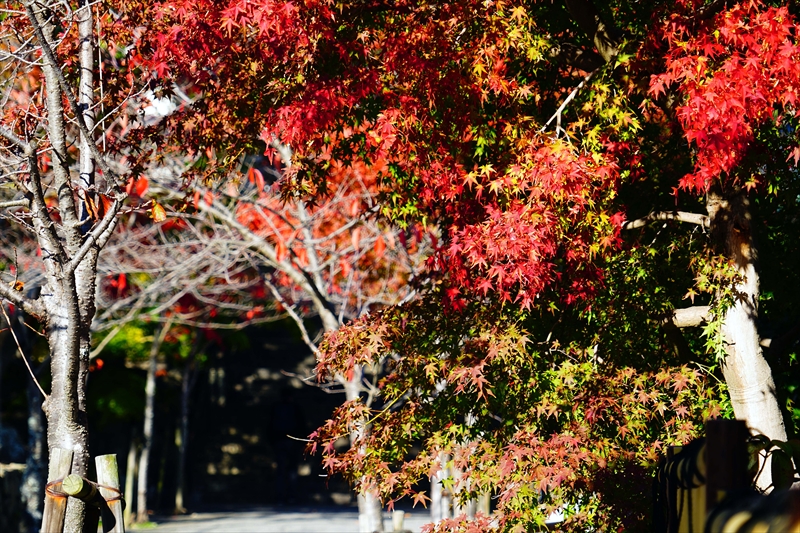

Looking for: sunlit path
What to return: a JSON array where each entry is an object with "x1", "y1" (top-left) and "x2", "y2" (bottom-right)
[{"x1": 135, "y1": 505, "x2": 433, "y2": 533}]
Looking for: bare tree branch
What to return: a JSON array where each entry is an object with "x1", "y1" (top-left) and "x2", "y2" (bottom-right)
[
  {"x1": 540, "y1": 70, "x2": 596, "y2": 136},
  {"x1": 264, "y1": 277, "x2": 321, "y2": 356},
  {"x1": 623, "y1": 211, "x2": 710, "y2": 230},
  {"x1": 0, "y1": 280, "x2": 44, "y2": 317},
  {"x1": 65, "y1": 197, "x2": 121, "y2": 275},
  {"x1": 660, "y1": 306, "x2": 711, "y2": 328},
  {"x1": 0, "y1": 125, "x2": 29, "y2": 151},
  {"x1": 0, "y1": 198, "x2": 30, "y2": 209}
]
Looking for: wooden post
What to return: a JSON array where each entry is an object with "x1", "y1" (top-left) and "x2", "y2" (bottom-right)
[
  {"x1": 705, "y1": 419, "x2": 749, "y2": 513},
  {"x1": 95, "y1": 455, "x2": 125, "y2": 533},
  {"x1": 41, "y1": 447, "x2": 73, "y2": 533}
]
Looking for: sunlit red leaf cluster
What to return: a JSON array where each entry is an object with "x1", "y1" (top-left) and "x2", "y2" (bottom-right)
[{"x1": 652, "y1": 1, "x2": 800, "y2": 190}]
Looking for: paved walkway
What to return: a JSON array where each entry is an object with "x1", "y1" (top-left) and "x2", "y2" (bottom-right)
[{"x1": 135, "y1": 506, "x2": 433, "y2": 533}]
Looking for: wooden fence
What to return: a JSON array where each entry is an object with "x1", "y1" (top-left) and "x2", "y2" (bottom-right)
[
  {"x1": 654, "y1": 419, "x2": 800, "y2": 533},
  {"x1": 41, "y1": 449, "x2": 125, "y2": 533}
]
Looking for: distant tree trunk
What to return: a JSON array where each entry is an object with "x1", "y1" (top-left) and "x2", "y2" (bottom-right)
[
  {"x1": 430, "y1": 452, "x2": 451, "y2": 523},
  {"x1": 430, "y1": 470, "x2": 443, "y2": 523},
  {"x1": 707, "y1": 190, "x2": 787, "y2": 491},
  {"x1": 174, "y1": 353, "x2": 197, "y2": 514},
  {"x1": 137, "y1": 320, "x2": 170, "y2": 523},
  {"x1": 123, "y1": 432, "x2": 138, "y2": 528},
  {"x1": 344, "y1": 367, "x2": 384, "y2": 533}
]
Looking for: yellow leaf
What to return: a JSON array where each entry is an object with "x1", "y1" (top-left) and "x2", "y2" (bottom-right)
[{"x1": 151, "y1": 203, "x2": 167, "y2": 223}]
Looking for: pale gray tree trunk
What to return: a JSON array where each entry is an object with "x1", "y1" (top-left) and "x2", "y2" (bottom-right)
[
  {"x1": 707, "y1": 191, "x2": 787, "y2": 491},
  {"x1": 137, "y1": 321, "x2": 170, "y2": 523},
  {"x1": 430, "y1": 452, "x2": 451, "y2": 523},
  {"x1": 123, "y1": 433, "x2": 138, "y2": 528},
  {"x1": 286, "y1": 259, "x2": 383, "y2": 531},
  {"x1": 430, "y1": 468, "x2": 443, "y2": 523},
  {"x1": 175, "y1": 350, "x2": 198, "y2": 514},
  {"x1": 345, "y1": 367, "x2": 384, "y2": 533},
  {"x1": 42, "y1": 293, "x2": 90, "y2": 533}
]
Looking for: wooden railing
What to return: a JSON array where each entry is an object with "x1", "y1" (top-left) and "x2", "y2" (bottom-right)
[{"x1": 653, "y1": 419, "x2": 800, "y2": 533}]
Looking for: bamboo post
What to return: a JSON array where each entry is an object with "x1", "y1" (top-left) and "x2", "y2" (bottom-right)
[
  {"x1": 95, "y1": 455, "x2": 125, "y2": 533},
  {"x1": 62, "y1": 474, "x2": 101, "y2": 533},
  {"x1": 41, "y1": 447, "x2": 73, "y2": 533}
]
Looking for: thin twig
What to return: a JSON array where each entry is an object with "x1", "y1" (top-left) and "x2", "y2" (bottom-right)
[
  {"x1": 90, "y1": 322, "x2": 123, "y2": 358},
  {"x1": 0, "y1": 303, "x2": 48, "y2": 399},
  {"x1": 264, "y1": 277, "x2": 321, "y2": 356},
  {"x1": 539, "y1": 70, "x2": 597, "y2": 135}
]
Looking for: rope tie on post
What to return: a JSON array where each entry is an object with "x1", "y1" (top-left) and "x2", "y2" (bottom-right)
[{"x1": 44, "y1": 478, "x2": 68, "y2": 498}]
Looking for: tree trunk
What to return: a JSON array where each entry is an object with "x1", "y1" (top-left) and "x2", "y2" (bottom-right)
[
  {"x1": 707, "y1": 190, "x2": 787, "y2": 491},
  {"x1": 137, "y1": 321, "x2": 169, "y2": 523},
  {"x1": 175, "y1": 356, "x2": 196, "y2": 514},
  {"x1": 430, "y1": 452, "x2": 451, "y2": 523},
  {"x1": 42, "y1": 290, "x2": 89, "y2": 533},
  {"x1": 345, "y1": 367, "x2": 384, "y2": 533},
  {"x1": 430, "y1": 465, "x2": 443, "y2": 523},
  {"x1": 123, "y1": 433, "x2": 138, "y2": 528}
]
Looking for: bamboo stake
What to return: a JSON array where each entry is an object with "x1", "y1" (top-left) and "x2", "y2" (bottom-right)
[
  {"x1": 62, "y1": 474, "x2": 100, "y2": 533},
  {"x1": 41, "y1": 448, "x2": 73, "y2": 533},
  {"x1": 95, "y1": 455, "x2": 125, "y2": 533}
]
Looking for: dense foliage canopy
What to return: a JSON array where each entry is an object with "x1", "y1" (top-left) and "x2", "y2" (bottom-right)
[{"x1": 107, "y1": 0, "x2": 800, "y2": 530}]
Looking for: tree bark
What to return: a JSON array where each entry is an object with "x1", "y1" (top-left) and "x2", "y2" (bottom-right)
[
  {"x1": 707, "y1": 190, "x2": 787, "y2": 491},
  {"x1": 42, "y1": 288, "x2": 89, "y2": 533}
]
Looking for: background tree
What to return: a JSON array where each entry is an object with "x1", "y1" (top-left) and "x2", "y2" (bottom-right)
[{"x1": 144, "y1": 145, "x2": 431, "y2": 531}]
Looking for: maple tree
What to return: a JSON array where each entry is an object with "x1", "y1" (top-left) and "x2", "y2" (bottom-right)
[{"x1": 102, "y1": 0, "x2": 800, "y2": 530}]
